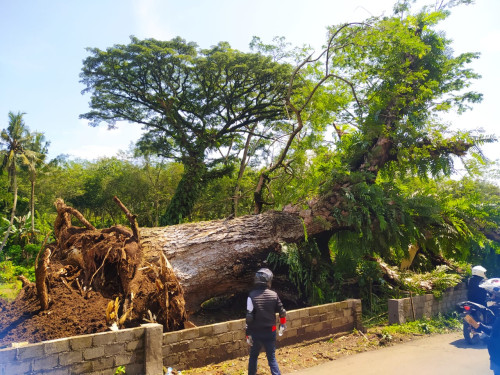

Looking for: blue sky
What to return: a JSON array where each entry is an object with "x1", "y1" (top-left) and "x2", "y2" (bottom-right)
[{"x1": 1, "y1": 0, "x2": 499, "y2": 174}]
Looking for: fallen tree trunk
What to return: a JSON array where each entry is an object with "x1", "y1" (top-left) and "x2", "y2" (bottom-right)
[
  {"x1": 141, "y1": 211, "x2": 309, "y2": 313},
  {"x1": 141, "y1": 183, "x2": 375, "y2": 313},
  {"x1": 33, "y1": 196, "x2": 321, "y2": 334}
]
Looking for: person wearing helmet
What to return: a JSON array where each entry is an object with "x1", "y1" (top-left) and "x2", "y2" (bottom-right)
[
  {"x1": 467, "y1": 265, "x2": 488, "y2": 306},
  {"x1": 246, "y1": 268, "x2": 286, "y2": 375}
]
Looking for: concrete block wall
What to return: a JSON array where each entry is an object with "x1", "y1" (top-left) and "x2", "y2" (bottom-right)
[
  {"x1": 0, "y1": 324, "x2": 161, "y2": 375},
  {"x1": 388, "y1": 282, "x2": 467, "y2": 324},
  {"x1": 0, "y1": 300, "x2": 362, "y2": 374},
  {"x1": 162, "y1": 299, "x2": 362, "y2": 369}
]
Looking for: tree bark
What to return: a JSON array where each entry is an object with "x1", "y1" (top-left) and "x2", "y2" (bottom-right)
[
  {"x1": 141, "y1": 211, "x2": 309, "y2": 313},
  {"x1": 31, "y1": 180, "x2": 35, "y2": 233},
  {"x1": 35, "y1": 247, "x2": 51, "y2": 310},
  {"x1": 143, "y1": 183, "x2": 351, "y2": 312}
]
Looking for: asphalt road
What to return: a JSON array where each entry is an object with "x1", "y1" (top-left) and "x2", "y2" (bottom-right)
[{"x1": 286, "y1": 332, "x2": 492, "y2": 375}]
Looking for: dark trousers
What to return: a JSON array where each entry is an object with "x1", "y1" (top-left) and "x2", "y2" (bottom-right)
[
  {"x1": 248, "y1": 330, "x2": 280, "y2": 375},
  {"x1": 491, "y1": 360, "x2": 500, "y2": 375}
]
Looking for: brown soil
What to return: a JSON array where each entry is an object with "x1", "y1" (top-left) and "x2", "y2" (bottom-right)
[{"x1": 0, "y1": 283, "x2": 110, "y2": 348}]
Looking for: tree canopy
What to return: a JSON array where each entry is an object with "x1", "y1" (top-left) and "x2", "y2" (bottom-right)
[{"x1": 80, "y1": 37, "x2": 293, "y2": 224}]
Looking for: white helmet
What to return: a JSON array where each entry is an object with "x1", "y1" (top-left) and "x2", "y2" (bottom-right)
[
  {"x1": 480, "y1": 278, "x2": 500, "y2": 295},
  {"x1": 471, "y1": 265, "x2": 487, "y2": 279}
]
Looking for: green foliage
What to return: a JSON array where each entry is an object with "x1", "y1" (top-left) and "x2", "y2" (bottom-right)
[
  {"x1": 0, "y1": 260, "x2": 35, "y2": 300},
  {"x1": 394, "y1": 177, "x2": 500, "y2": 274},
  {"x1": 0, "y1": 257, "x2": 36, "y2": 282},
  {"x1": 268, "y1": 239, "x2": 338, "y2": 305},
  {"x1": 380, "y1": 312, "x2": 461, "y2": 337},
  {"x1": 0, "y1": 209, "x2": 51, "y2": 252},
  {"x1": 321, "y1": 2, "x2": 487, "y2": 185},
  {"x1": 325, "y1": 176, "x2": 420, "y2": 262},
  {"x1": 41, "y1": 156, "x2": 184, "y2": 228},
  {"x1": 0, "y1": 260, "x2": 18, "y2": 283},
  {"x1": 114, "y1": 366, "x2": 126, "y2": 374},
  {"x1": 401, "y1": 265, "x2": 462, "y2": 298},
  {"x1": 265, "y1": 146, "x2": 338, "y2": 212},
  {"x1": 324, "y1": 171, "x2": 500, "y2": 286},
  {"x1": 1, "y1": 111, "x2": 48, "y2": 252}
]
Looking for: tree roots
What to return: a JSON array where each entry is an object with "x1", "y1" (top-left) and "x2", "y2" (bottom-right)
[{"x1": 34, "y1": 197, "x2": 187, "y2": 332}]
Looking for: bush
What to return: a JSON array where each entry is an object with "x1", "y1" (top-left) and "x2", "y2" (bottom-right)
[
  {"x1": 3, "y1": 245, "x2": 23, "y2": 264},
  {"x1": 381, "y1": 312, "x2": 461, "y2": 336},
  {"x1": 0, "y1": 261, "x2": 22, "y2": 300},
  {"x1": 0, "y1": 260, "x2": 35, "y2": 283},
  {"x1": 0, "y1": 261, "x2": 16, "y2": 283},
  {"x1": 1, "y1": 243, "x2": 41, "y2": 268}
]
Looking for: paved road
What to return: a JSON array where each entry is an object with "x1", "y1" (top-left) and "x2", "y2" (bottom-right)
[{"x1": 285, "y1": 332, "x2": 492, "y2": 375}]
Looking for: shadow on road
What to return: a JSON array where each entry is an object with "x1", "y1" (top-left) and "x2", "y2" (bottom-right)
[{"x1": 449, "y1": 338, "x2": 487, "y2": 350}]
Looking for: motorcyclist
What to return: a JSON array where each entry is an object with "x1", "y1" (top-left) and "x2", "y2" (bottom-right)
[
  {"x1": 467, "y1": 265, "x2": 488, "y2": 306},
  {"x1": 246, "y1": 268, "x2": 286, "y2": 375},
  {"x1": 476, "y1": 318, "x2": 500, "y2": 374}
]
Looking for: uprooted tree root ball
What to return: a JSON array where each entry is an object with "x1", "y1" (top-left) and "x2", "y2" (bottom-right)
[{"x1": 0, "y1": 197, "x2": 187, "y2": 348}]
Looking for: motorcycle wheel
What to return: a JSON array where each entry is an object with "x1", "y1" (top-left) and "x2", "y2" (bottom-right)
[{"x1": 463, "y1": 321, "x2": 480, "y2": 345}]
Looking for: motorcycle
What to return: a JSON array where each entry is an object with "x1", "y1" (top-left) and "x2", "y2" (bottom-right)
[
  {"x1": 457, "y1": 278, "x2": 500, "y2": 345},
  {"x1": 457, "y1": 300, "x2": 496, "y2": 344}
]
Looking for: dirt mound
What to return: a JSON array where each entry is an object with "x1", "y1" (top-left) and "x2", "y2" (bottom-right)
[{"x1": 0, "y1": 283, "x2": 109, "y2": 348}]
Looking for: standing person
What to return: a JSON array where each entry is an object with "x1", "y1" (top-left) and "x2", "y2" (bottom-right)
[
  {"x1": 245, "y1": 268, "x2": 286, "y2": 375},
  {"x1": 467, "y1": 265, "x2": 488, "y2": 306},
  {"x1": 477, "y1": 317, "x2": 500, "y2": 374},
  {"x1": 487, "y1": 318, "x2": 500, "y2": 375}
]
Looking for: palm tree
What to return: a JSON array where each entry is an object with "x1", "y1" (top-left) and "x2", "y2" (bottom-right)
[
  {"x1": 24, "y1": 132, "x2": 49, "y2": 233},
  {"x1": 0, "y1": 111, "x2": 39, "y2": 253}
]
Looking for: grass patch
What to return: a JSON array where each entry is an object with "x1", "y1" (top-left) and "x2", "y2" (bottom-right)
[
  {"x1": 0, "y1": 280, "x2": 22, "y2": 300},
  {"x1": 0, "y1": 260, "x2": 32, "y2": 301},
  {"x1": 379, "y1": 312, "x2": 462, "y2": 336}
]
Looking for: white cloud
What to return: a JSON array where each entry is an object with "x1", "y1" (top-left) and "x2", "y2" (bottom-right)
[{"x1": 49, "y1": 119, "x2": 144, "y2": 160}]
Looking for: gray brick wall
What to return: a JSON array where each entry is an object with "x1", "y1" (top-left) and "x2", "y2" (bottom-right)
[
  {"x1": 388, "y1": 282, "x2": 467, "y2": 324},
  {"x1": 0, "y1": 324, "x2": 150, "y2": 375},
  {"x1": 162, "y1": 299, "x2": 362, "y2": 369},
  {"x1": 0, "y1": 300, "x2": 363, "y2": 374}
]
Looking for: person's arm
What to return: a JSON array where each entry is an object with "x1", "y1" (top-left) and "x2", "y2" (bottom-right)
[
  {"x1": 276, "y1": 295, "x2": 286, "y2": 331},
  {"x1": 245, "y1": 297, "x2": 254, "y2": 343},
  {"x1": 246, "y1": 297, "x2": 254, "y2": 324},
  {"x1": 479, "y1": 322, "x2": 493, "y2": 335}
]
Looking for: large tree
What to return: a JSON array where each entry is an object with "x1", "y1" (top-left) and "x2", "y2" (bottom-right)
[
  {"x1": 80, "y1": 37, "x2": 292, "y2": 224},
  {"x1": 141, "y1": 0, "x2": 496, "y2": 309}
]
